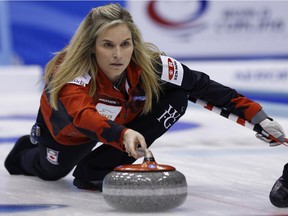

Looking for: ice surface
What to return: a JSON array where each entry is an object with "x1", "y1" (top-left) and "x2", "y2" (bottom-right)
[{"x1": 1, "y1": 91, "x2": 288, "y2": 215}]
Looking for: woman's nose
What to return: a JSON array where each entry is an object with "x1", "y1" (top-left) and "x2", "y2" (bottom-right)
[{"x1": 113, "y1": 47, "x2": 121, "y2": 58}]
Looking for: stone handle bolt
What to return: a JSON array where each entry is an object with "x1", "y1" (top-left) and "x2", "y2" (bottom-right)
[{"x1": 144, "y1": 149, "x2": 155, "y2": 162}]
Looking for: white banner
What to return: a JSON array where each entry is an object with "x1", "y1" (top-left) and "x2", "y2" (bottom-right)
[
  {"x1": 127, "y1": 1, "x2": 288, "y2": 59},
  {"x1": 0, "y1": 66, "x2": 43, "y2": 93},
  {"x1": 183, "y1": 60, "x2": 288, "y2": 95}
]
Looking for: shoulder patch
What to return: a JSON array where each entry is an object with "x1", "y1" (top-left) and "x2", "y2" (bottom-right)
[
  {"x1": 68, "y1": 72, "x2": 91, "y2": 87},
  {"x1": 160, "y1": 55, "x2": 184, "y2": 86}
]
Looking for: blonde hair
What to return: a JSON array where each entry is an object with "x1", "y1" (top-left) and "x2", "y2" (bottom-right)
[{"x1": 45, "y1": 3, "x2": 162, "y2": 114}]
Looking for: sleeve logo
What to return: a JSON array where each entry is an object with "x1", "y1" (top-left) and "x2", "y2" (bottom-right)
[
  {"x1": 168, "y1": 58, "x2": 174, "y2": 80},
  {"x1": 68, "y1": 72, "x2": 91, "y2": 87},
  {"x1": 160, "y1": 55, "x2": 183, "y2": 86}
]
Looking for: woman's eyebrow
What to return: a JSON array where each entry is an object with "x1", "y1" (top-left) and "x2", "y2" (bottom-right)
[{"x1": 101, "y1": 37, "x2": 132, "y2": 42}]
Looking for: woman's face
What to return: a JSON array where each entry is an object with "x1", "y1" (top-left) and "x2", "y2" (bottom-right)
[{"x1": 95, "y1": 23, "x2": 134, "y2": 82}]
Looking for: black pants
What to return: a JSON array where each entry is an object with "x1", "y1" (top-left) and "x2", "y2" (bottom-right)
[{"x1": 19, "y1": 89, "x2": 188, "y2": 181}]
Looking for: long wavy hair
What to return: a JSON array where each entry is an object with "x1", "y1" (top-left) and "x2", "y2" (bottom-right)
[{"x1": 45, "y1": 3, "x2": 162, "y2": 114}]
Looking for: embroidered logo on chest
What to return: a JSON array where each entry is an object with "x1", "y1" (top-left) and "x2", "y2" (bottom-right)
[{"x1": 96, "y1": 103, "x2": 122, "y2": 121}]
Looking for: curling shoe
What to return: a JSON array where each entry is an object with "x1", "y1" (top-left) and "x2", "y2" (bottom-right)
[
  {"x1": 270, "y1": 177, "x2": 288, "y2": 207},
  {"x1": 73, "y1": 178, "x2": 103, "y2": 192}
]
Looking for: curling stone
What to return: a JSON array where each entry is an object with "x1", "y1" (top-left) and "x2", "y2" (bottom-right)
[{"x1": 102, "y1": 149, "x2": 187, "y2": 212}]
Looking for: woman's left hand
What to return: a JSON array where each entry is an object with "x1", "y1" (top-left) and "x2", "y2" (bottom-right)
[{"x1": 256, "y1": 118, "x2": 286, "y2": 146}]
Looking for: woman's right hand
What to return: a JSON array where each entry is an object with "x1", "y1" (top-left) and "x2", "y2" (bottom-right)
[{"x1": 123, "y1": 129, "x2": 147, "y2": 159}]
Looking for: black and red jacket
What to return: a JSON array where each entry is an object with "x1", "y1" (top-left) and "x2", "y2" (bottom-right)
[{"x1": 39, "y1": 55, "x2": 267, "y2": 151}]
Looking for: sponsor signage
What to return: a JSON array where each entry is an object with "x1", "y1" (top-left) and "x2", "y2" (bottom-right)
[{"x1": 127, "y1": 1, "x2": 288, "y2": 60}]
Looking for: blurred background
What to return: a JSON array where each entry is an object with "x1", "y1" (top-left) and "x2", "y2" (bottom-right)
[{"x1": 0, "y1": 0, "x2": 288, "y2": 103}]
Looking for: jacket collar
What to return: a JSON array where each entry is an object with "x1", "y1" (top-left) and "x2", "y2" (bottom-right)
[{"x1": 96, "y1": 62, "x2": 141, "y2": 90}]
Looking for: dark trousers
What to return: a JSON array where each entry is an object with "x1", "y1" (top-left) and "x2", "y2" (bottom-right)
[{"x1": 20, "y1": 89, "x2": 188, "y2": 181}]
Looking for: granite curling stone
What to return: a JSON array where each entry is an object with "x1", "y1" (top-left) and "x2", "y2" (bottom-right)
[{"x1": 102, "y1": 149, "x2": 187, "y2": 212}]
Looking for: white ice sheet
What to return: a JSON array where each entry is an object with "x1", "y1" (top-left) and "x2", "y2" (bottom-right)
[{"x1": 1, "y1": 92, "x2": 288, "y2": 216}]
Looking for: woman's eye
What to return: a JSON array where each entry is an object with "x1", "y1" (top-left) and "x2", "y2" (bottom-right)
[
  {"x1": 122, "y1": 41, "x2": 130, "y2": 47},
  {"x1": 104, "y1": 43, "x2": 113, "y2": 47}
]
